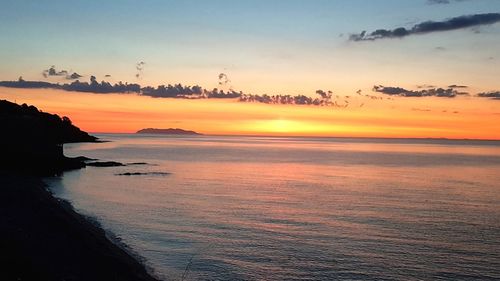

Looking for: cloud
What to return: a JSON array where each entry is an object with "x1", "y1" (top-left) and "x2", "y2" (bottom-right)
[
  {"x1": 42, "y1": 65, "x2": 68, "y2": 78},
  {"x1": 239, "y1": 90, "x2": 354, "y2": 107},
  {"x1": 412, "y1": 108, "x2": 431, "y2": 112},
  {"x1": 42, "y1": 66, "x2": 84, "y2": 80},
  {"x1": 64, "y1": 76, "x2": 141, "y2": 93},
  {"x1": 0, "y1": 76, "x2": 140, "y2": 94},
  {"x1": 416, "y1": 84, "x2": 435, "y2": 89},
  {"x1": 217, "y1": 72, "x2": 234, "y2": 91},
  {"x1": 142, "y1": 84, "x2": 205, "y2": 98},
  {"x1": 218, "y1": 73, "x2": 230, "y2": 86},
  {"x1": 373, "y1": 85, "x2": 469, "y2": 98},
  {"x1": 6, "y1": 77, "x2": 496, "y2": 107},
  {"x1": 0, "y1": 77, "x2": 353, "y2": 107},
  {"x1": 349, "y1": 13, "x2": 500, "y2": 41},
  {"x1": 67, "y1": 72, "x2": 83, "y2": 80},
  {"x1": 427, "y1": 0, "x2": 470, "y2": 4},
  {"x1": 448, "y1": 84, "x2": 468, "y2": 88},
  {"x1": 427, "y1": 0, "x2": 450, "y2": 4},
  {"x1": 477, "y1": 91, "x2": 500, "y2": 99},
  {"x1": 136, "y1": 61, "x2": 145, "y2": 79},
  {"x1": 0, "y1": 76, "x2": 57, "y2": 89}
]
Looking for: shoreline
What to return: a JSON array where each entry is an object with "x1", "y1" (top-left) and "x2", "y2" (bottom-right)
[
  {"x1": 0, "y1": 172, "x2": 161, "y2": 281},
  {"x1": 45, "y1": 179, "x2": 158, "y2": 278}
]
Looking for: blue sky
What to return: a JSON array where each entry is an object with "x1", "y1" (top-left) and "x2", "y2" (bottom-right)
[{"x1": 1, "y1": 0, "x2": 499, "y2": 94}]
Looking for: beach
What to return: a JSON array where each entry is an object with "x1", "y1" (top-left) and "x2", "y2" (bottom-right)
[{"x1": 0, "y1": 172, "x2": 160, "y2": 281}]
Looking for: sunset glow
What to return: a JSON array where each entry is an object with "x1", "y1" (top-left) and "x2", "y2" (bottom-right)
[
  {"x1": 0, "y1": 1, "x2": 499, "y2": 139},
  {"x1": 2, "y1": 2, "x2": 500, "y2": 280},
  {"x1": 1, "y1": 87, "x2": 498, "y2": 139}
]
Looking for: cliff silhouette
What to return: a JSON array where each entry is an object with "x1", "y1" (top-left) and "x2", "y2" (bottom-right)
[
  {"x1": 0, "y1": 99, "x2": 98, "y2": 174},
  {"x1": 0, "y1": 99, "x2": 161, "y2": 280}
]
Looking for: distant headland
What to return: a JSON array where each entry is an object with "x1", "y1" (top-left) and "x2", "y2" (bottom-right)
[{"x1": 136, "y1": 128, "x2": 202, "y2": 135}]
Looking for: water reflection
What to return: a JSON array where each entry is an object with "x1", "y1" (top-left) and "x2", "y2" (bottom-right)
[{"x1": 49, "y1": 135, "x2": 500, "y2": 280}]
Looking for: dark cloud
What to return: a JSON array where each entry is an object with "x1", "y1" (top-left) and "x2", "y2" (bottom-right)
[
  {"x1": 239, "y1": 90, "x2": 354, "y2": 107},
  {"x1": 218, "y1": 73, "x2": 230, "y2": 86},
  {"x1": 63, "y1": 76, "x2": 141, "y2": 93},
  {"x1": 42, "y1": 66, "x2": 83, "y2": 80},
  {"x1": 349, "y1": 13, "x2": 500, "y2": 41},
  {"x1": 6, "y1": 76, "x2": 496, "y2": 107},
  {"x1": 67, "y1": 72, "x2": 83, "y2": 80},
  {"x1": 477, "y1": 91, "x2": 500, "y2": 99},
  {"x1": 142, "y1": 84, "x2": 205, "y2": 98},
  {"x1": 0, "y1": 76, "x2": 140, "y2": 94},
  {"x1": 315, "y1": 90, "x2": 332, "y2": 99},
  {"x1": 42, "y1": 65, "x2": 68, "y2": 78},
  {"x1": 373, "y1": 85, "x2": 469, "y2": 98},
  {"x1": 0, "y1": 76, "x2": 353, "y2": 107},
  {"x1": 448, "y1": 84, "x2": 468, "y2": 88},
  {"x1": 0, "y1": 76, "x2": 56, "y2": 89}
]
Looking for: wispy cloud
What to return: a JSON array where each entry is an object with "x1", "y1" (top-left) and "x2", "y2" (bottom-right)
[
  {"x1": 427, "y1": 0, "x2": 450, "y2": 4},
  {"x1": 349, "y1": 13, "x2": 500, "y2": 41},
  {"x1": 448, "y1": 84, "x2": 468, "y2": 89},
  {"x1": 136, "y1": 61, "x2": 145, "y2": 79},
  {"x1": 426, "y1": 0, "x2": 470, "y2": 5}
]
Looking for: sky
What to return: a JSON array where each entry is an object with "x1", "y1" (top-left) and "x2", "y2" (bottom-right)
[{"x1": 0, "y1": 0, "x2": 499, "y2": 139}]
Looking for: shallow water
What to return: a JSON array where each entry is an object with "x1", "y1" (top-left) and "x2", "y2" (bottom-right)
[{"x1": 47, "y1": 135, "x2": 500, "y2": 280}]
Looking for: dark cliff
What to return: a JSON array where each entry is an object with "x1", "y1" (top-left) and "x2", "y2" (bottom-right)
[{"x1": 0, "y1": 99, "x2": 98, "y2": 174}]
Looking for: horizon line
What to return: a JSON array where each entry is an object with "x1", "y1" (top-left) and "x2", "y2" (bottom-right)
[{"x1": 88, "y1": 132, "x2": 500, "y2": 142}]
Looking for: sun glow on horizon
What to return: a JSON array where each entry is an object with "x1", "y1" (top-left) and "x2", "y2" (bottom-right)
[{"x1": 1, "y1": 86, "x2": 499, "y2": 140}]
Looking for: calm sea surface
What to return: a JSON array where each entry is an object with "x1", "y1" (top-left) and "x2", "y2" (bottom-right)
[{"x1": 46, "y1": 134, "x2": 500, "y2": 280}]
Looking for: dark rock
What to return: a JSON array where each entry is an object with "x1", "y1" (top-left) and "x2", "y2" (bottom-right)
[
  {"x1": 74, "y1": 156, "x2": 97, "y2": 162},
  {"x1": 115, "y1": 172, "x2": 170, "y2": 176},
  {"x1": 86, "y1": 161, "x2": 125, "y2": 167}
]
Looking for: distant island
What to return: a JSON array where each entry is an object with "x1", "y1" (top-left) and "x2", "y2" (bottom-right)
[{"x1": 136, "y1": 128, "x2": 202, "y2": 135}]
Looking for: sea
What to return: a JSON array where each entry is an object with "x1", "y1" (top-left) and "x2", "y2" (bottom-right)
[{"x1": 45, "y1": 134, "x2": 500, "y2": 280}]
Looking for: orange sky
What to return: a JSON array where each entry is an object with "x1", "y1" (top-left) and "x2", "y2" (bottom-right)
[{"x1": 1, "y1": 87, "x2": 499, "y2": 140}]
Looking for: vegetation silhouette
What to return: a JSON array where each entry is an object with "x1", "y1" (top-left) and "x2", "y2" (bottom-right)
[{"x1": 0, "y1": 99, "x2": 97, "y2": 175}]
